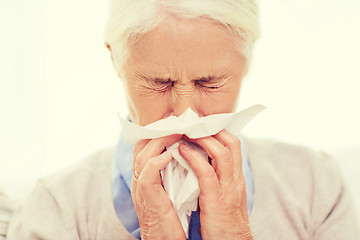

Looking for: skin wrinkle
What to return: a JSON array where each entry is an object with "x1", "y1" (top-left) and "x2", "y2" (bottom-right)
[
  {"x1": 113, "y1": 16, "x2": 254, "y2": 239},
  {"x1": 121, "y1": 18, "x2": 245, "y2": 126}
]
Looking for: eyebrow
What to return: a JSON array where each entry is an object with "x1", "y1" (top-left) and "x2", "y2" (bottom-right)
[{"x1": 137, "y1": 74, "x2": 225, "y2": 83}]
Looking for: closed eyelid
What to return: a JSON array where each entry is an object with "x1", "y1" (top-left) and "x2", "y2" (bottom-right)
[
  {"x1": 153, "y1": 79, "x2": 175, "y2": 85},
  {"x1": 137, "y1": 75, "x2": 175, "y2": 86},
  {"x1": 196, "y1": 77, "x2": 228, "y2": 86},
  {"x1": 134, "y1": 71, "x2": 230, "y2": 88},
  {"x1": 191, "y1": 72, "x2": 229, "y2": 81}
]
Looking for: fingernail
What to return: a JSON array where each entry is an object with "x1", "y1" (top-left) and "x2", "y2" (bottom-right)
[{"x1": 180, "y1": 143, "x2": 190, "y2": 150}]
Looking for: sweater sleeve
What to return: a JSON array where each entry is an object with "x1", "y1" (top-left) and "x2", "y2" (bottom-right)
[
  {"x1": 311, "y1": 152, "x2": 360, "y2": 240},
  {"x1": 7, "y1": 181, "x2": 76, "y2": 240}
]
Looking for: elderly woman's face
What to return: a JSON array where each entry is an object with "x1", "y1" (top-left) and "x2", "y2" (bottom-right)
[{"x1": 122, "y1": 19, "x2": 246, "y2": 126}]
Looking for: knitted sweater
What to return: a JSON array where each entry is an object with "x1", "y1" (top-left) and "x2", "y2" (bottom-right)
[{"x1": 7, "y1": 138, "x2": 360, "y2": 239}]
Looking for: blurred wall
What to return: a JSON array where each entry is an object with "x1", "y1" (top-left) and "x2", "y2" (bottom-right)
[{"x1": 1, "y1": 0, "x2": 359, "y2": 213}]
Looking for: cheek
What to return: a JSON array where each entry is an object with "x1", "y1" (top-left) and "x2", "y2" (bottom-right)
[
  {"x1": 197, "y1": 90, "x2": 239, "y2": 114},
  {"x1": 126, "y1": 86, "x2": 172, "y2": 126},
  {"x1": 197, "y1": 82, "x2": 241, "y2": 115}
]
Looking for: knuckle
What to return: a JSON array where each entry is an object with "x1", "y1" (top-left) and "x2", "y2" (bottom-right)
[
  {"x1": 219, "y1": 194, "x2": 233, "y2": 206},
  {"x1": 220, "y1": 178, "x2": 234, "y2": 189},
  {"x1": 218, "y1": 190, "x2": 239, "y2": 208},
  {"x1": 137, "y1": 175, "x2": 149, "y2": 188},
  {"x1": 228, "y1": 136, "x2": 241, "y2": 149},
  {"x1": 135, "y1": 152, "x2": 145, "y2": 165},
  {"x1": 211, "y1": 146, "x2": 227, "y2": 159},
  {"x1": 147, "y1": 158, "x2": 159, "y2": 169},
  {"x1": 203, "y1": 166, "x2": 216, "y2": 178},
  {"x1": 222, "y1": 149, "x2": 232, "y2": 163}
]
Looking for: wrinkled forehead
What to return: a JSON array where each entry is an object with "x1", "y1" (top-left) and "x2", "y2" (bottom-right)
[{"x1": 124, "y1": 18, "x2": 246, "y2": 79}]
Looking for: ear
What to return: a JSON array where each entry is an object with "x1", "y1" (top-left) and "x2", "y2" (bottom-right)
[
  {"x1": 105, "y1": 42, "x2": 124, "y2": 79},
  {"x1": 105, "y1": 42, "x2": 114, "y2": 61}
]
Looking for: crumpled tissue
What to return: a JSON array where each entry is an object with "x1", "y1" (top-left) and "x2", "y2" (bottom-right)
[{"x1": 118, "y1": 105, "x2": 265, "y2": 237}]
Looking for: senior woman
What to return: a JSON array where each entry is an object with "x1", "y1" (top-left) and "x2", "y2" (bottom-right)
[{"x1": 7, "y1": 0, "x2": 359, "y2": 239}]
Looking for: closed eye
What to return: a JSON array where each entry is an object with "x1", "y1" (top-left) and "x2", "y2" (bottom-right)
[
  {"x1": 195, "y1": 79, "x2": 225, "y2": 90},
  {"x1": 143, "y1": 78, "x2": 174, "y2": 92}
]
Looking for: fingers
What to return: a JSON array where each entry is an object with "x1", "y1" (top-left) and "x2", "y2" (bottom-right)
[
  {"x1": 133, "y1": 134, "x2": 182, "y2": 174},
  {"x1": 180, "y1": 132, "x2": 250, "y2": 239},
  {"x1": 178, "y1": 143, "x2": 220, "y2": 198},
  {"x1": 131, "y1": 135, "x2": 188, "y2": 239},
  {"x1": 183, "y1": 130, "x2": 244, "y2": 187},
  {"x1": 186, "y1": 134, "x2": 235, "y2": 187},
  {"x1": 132, "y1": 134, "x2": 182, "y2": 200},
  {"x1": 133, "y1": 139, "x2": 150, "y2": 170},
  {"x1": 213, "y1": 130, "x2": 243, "y2": 179},
  {"x1": 138, "y1": 151, "x2": 173, "y2": 200}
]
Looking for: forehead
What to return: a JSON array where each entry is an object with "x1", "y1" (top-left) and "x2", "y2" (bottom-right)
[{"x1": 125, "y1": 18, "x2": 244, "y2": 78}]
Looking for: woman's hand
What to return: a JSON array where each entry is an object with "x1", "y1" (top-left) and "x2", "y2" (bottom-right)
[
  {"x1": 179, "y1": 130, "x2": 252, "y2": 240},
  {"x1": 131, "y1": 134, "x2": 186, "y2": 240}
]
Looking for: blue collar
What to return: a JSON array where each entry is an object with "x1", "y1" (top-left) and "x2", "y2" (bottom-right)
[{"x1": 111, "y1": 133, "x2": 254, "y2": 239}]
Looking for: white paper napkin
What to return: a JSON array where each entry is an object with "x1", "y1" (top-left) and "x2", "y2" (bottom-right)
[
  {"x1": 161, "y1": 140, "x2": 207, "y2": 237},
  {"x1": 118, "y1": 105, "x2": 265, "y2": 237}
]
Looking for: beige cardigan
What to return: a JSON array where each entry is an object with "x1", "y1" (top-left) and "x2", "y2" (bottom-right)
[{"x1": 7, "y1": 138, "x2": 360, "y2": 239}]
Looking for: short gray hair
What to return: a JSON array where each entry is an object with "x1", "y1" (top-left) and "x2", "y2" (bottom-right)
[{"x1": 104, "y1": 0, "x2": 260, "y2": 74}]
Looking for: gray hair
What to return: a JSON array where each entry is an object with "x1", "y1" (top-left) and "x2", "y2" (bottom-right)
[{"x1": 104, "y1": 0, "x2": 260, "y2": 74}]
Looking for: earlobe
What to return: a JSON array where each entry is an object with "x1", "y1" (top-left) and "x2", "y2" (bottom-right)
[
  {"x1": 105, "y1": 42, "x2": 111, "y2": 51},
  {"x1": 105, "y1": 42, "x2": 114, "y2": 62}
]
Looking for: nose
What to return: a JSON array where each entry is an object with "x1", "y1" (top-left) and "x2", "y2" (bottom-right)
[{"x1": 169, "y1": 88, "x2": 200, "y2": 117}]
